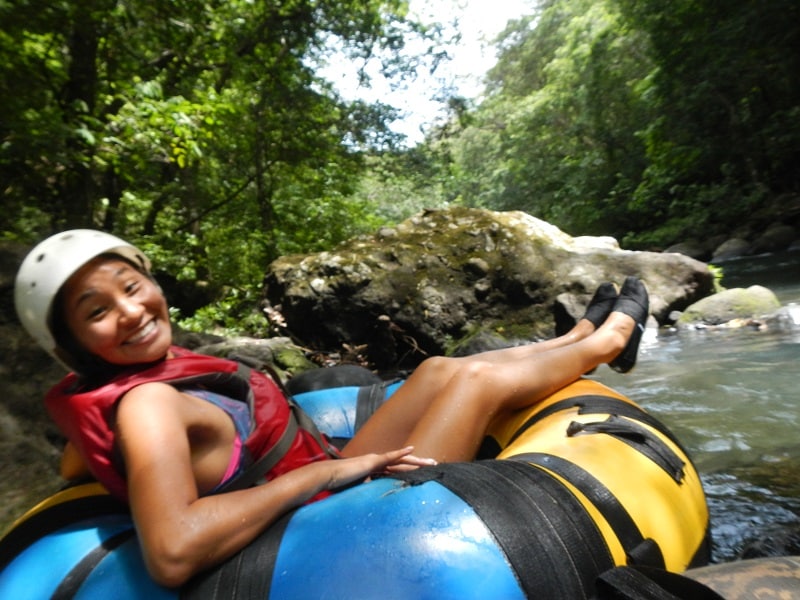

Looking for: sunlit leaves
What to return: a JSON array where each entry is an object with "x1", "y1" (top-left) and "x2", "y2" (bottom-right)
[
  {"x1": 2, "y1": 0, "x2": 436, "y2": 331},
  {"x1": 449, "y1": 0, "x2": 652, "y2": 237}
]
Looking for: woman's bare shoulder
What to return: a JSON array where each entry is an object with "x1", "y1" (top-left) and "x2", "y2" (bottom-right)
[{"x1": 116, "y1": 382, "x2": 188, "y2": 438}]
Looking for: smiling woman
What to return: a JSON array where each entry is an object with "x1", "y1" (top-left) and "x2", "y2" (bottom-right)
[
  {"x1": 0, "y1": 374, "x2": 711, "y2": 599},
  {"x1": 15, "y1": 230, "x2": 157, "y2": 379}
]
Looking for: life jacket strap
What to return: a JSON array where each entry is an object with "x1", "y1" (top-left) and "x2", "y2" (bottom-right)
[
  {"x1": 216, "y1": 403, "x2": 300, "y2": 493},
  {"x1": 216, "y1": 360, "x2": 339, "y2": 493}
]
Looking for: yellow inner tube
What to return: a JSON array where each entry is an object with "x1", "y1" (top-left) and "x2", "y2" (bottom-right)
[
  {"x1": 5, "y1": 481, "x2": 108, "y2": 532},
  {"x1": 489, "y1": 378, "x2": 708, "y2": 573}
]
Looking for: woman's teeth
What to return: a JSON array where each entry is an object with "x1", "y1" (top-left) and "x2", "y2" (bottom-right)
[{"x1": 126, "y1": 320, "x2": 156, "y2": 344}]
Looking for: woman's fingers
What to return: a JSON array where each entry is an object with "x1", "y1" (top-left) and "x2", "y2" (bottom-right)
[
  {"x1": 373, "y1": 449, "x2": 438, "y2": 473},
  {"x1": 395, "y1": 454, "x2": 438, "y2": 467},
  {"x1": 323, "y1": 447, "x2": 437, "y2": 489}
]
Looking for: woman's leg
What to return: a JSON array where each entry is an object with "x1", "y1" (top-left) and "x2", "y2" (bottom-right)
[
  {"x1": 343, "y1": 278, "x2": 646, "y2": 462},
  {"x1": 399, "y1": 311, "x2": 635, "y2": 461},
  {"x1": 342, "y1": 320, "x2": 596, "y2": 458}
]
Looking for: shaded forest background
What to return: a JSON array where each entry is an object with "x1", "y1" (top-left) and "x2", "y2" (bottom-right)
[{"x1": 2, "y1": 0, "x2": 798, "y2": 336}]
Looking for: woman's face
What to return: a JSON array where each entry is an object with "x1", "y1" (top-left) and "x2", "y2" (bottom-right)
[{"x1": 60, "y1": 256, "x2": 172, "y2": 367}]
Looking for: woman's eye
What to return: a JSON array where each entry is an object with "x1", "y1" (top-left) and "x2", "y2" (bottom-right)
[{"x1": 87, "y1": 306, "x2": 107, "y2": 320}]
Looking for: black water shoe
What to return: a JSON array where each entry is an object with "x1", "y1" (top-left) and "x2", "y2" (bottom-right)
[{"x1": 609, "y1": 276, "x2": 649, "y2": 374}]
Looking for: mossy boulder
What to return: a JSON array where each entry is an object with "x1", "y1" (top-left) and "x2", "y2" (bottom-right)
[
  {"x1": 265, "y1": 207, "x2": 714, "y2": 368},
  {"x1": 676, "y1": 285, "x2": 782, "y2": 328}
]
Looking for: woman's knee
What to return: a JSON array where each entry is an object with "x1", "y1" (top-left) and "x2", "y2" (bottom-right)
[
  {"x1": 417, "y1": 355, "x2": 497, "y2": 383},
  {"x1": 453, "y1": 359, "x2": 496, "y2": 383},
  {"x1": 449, "y1": 359, "x2": 509, "y2": 412},
  {"x1": 415, "y1": 355, "x2": 460, "y2": 381}
]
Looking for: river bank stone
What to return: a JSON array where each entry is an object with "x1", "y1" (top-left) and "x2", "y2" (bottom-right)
[
  {"x1": 676, "y1": 285, "x2": 782, "y2": 328},
  {"x1": 712, "y1": 238, "x2": 753, "y2": 262},
  {"x1": 751, "y1": 224, "x2": 798, "y2": 255}
]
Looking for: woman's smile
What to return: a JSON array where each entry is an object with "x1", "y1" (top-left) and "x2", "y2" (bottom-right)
[{"x1": 124, "y1": 319, "x2": 158, "y2": 345}]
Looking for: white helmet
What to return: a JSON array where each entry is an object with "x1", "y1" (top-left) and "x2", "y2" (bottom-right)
[{"x1": 14, "y1": 229, "x2": 152, "y2": 370}]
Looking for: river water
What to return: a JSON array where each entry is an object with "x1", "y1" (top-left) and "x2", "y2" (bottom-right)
[{"x1": 592, "y1": 249, "x2": 800, "y2": 563}]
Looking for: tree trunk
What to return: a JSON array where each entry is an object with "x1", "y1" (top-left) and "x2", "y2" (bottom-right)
[{"x1": 59, "y1": 3, "x2": 102, "y2": 229}]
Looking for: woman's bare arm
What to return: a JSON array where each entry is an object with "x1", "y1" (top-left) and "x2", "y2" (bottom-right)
[{"x1": 116, "y1": 382, "x2": 425, "y2": 587}]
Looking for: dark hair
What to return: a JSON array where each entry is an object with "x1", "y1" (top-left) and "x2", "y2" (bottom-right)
[{"x1": 49, "y1": 253, "x2": 165, "y2": 387}]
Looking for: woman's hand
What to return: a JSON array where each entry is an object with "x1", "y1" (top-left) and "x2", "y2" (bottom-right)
[
  {"x1": 382, "y1": 447, "x2": 439, "y2": 473},
  {"x1": 317, "y1": 446, "x2": 437, "y2": 489}
]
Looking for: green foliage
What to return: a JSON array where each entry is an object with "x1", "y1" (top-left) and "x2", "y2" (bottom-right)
[
  {"x1": 1, "y1": 0, "x2": 439, "y2": 323},
  {"x1": 419, "y1": 0, "x2": 799, "y2": 249},
  {"x1": 443, "y1": 0, "x2": 655, "y2": 239},
  {"x1": 176, "y1": 287, "x2": 271, "y2": 338},
  {"x1": 616, "y1": 0, "x2": 800, "y2": 239},
  {"x1": 4, "y1": 0, "x2": 799, "y2": 336},
  {"x1": 352, "y1": 147, "x2": 454, "y2": 224},
  {"x1": 706, "y1": 264, "x2": 726, "y2": 294}
]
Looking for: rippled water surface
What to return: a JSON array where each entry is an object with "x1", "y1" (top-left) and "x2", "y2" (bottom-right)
[{"x1": 593, "y1": 250, "x2": 800, "y2": 562}]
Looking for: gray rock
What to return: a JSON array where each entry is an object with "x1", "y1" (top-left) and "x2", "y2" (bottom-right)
[
  {"x1": 712, "y1": 238, "x2": 752, "y2": 262},
  {"x1": 265, "y1": 207, "x2": 714, "y2": 368},
  {"x1": 664, "y1": 240, "x2": 712, "y2": 262},
  {"x1": 192, "y1": 336, "x2": 318, "y2": 380},
  {"x1": 676, "y1": 285, "x2": 782, "y2": 328},
  {"x1": 750, "y1": 224, "x2": 797, "y2": 255}
]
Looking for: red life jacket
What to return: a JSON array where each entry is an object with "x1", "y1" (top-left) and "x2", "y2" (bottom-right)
[{"x1": 45, "y1": 346, "x2": 339, "y2": 501}]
